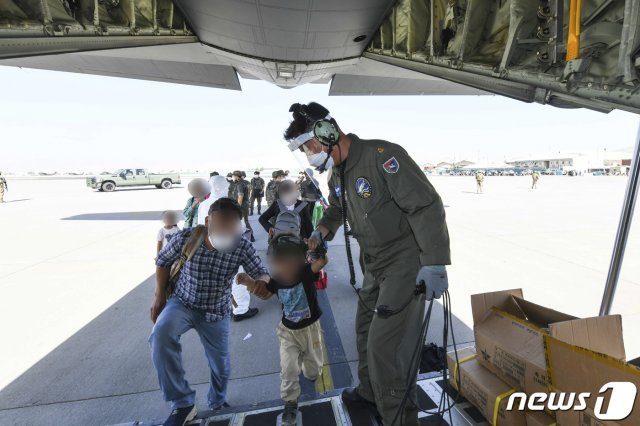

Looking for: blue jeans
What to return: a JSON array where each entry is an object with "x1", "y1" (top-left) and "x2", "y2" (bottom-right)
[{"x1": 149, "y1": 297, "x2": 230, "y2": 409}]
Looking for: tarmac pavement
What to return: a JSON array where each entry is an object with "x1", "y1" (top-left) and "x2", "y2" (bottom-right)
[{"x1": 0, "y1": 175, "x2": 638, "y2": 425}]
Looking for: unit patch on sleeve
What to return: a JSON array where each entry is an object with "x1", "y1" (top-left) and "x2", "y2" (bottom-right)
[{"x1": 382, "y1": 157, "x2": 400, "y2": 174}]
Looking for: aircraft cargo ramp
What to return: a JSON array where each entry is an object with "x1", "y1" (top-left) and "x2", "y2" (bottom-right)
[{"x1": 110, "y1": 373, "x2": 487, "y2": 426}]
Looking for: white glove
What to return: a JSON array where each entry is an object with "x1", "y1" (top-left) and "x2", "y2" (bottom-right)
[{"x1": 417, "y1": 265, "x2": 449, "y2": 300}]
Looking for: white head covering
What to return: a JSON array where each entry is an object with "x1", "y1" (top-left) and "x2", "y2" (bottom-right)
[{"x1": 197, "y1": 176, "x2": 231, "y2": 226}]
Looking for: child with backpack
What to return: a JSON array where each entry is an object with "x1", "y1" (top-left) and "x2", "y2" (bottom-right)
[
  {"x1": 258, "y1": 180, "x2": 313, "y2": 240},
  {"x1": 236, "y1": 234, "x2": 328, "y2": 426}
]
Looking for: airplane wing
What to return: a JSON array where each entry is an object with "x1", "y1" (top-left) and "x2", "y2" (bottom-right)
[
  {"x1": 0, "y1": 43, "x2": 241, "y2": 90},
  {"x1": 0, "y1": 0, "x2": 638, "y2": 114},
  {"x1": 329, "y1": 57, "x2": 488, "y2": 96}
]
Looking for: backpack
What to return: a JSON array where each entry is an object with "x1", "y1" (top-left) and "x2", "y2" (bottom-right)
[{"x1": 273, "y1": 200, "x2": 308, "y2": 238}]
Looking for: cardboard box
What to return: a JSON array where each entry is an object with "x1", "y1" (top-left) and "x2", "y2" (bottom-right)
[
  {"x1": 471, "y1": 289, "x2": 625, "y2": 396},
  {"x1": 447, "y1": 347, "x2": 526, "y2": 426},
  {"x1": 525, "y1": 411, "x2": 555, "y2": 426},
  {"x1": 545, "y1": 334, "x2": 640, "y2": 426}
]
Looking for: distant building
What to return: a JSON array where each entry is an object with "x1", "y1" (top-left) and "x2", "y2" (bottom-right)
[{"x1": 507, "y1": 151, "x2": 631, "y2": 174}]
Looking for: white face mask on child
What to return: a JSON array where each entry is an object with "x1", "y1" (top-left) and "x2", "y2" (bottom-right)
[{"x1": 280, "y1": 192, "x2": 298, "y2": 207}]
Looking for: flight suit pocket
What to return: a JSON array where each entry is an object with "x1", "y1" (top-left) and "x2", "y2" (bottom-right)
[{"x1": 365, "y1": 202, "x2": 404, "y2": 245}]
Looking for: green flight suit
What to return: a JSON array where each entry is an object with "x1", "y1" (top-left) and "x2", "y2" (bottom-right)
[{"x1": 319, "y1": 134, "x2": 451, "y2": 426}]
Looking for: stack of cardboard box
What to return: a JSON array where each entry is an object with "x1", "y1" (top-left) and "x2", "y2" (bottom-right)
[{"x1": 446, "y1": 289, "x2": 639, "y2": 425}]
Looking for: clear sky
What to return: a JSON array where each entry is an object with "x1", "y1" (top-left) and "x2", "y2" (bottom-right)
[{"x1": 1, "y1": 65, "x2": 638, "y2": 174}]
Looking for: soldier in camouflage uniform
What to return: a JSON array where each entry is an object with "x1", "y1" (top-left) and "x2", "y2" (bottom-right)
[
  {"x1": 226, "y1": 172, "x2": 236, "y2": 198},
  {"x1": 0, "y1": 172, "x2": 7, "y2": 203},
  {"x1": 249, "y1": 171, "x2": 265, "y2": 215},
  {"x1": 531, "y1": 171, "x2": 540, "y2": 189},
  {"x1": 232, "y1": 170, "x2": 254, "y2": 241},
  {"x1": 265, "y1": 169, "x2": 285, "y2": 208},
  {"x1": 475, "y1": 171, "x2": 484, "y2": 193}
]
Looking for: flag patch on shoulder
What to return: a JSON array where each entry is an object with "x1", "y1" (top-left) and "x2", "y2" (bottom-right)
[{"x1": 382, "y1": 157, "x2": 399, "y2": 174}]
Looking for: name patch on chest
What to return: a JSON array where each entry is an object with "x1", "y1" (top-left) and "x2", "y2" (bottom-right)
[
  {"x1": 335, "y1": 185, "x2": 342, "y2": 198},
  {"x1": 355, "y1": 177, "x2": 373, "y2": 199}
]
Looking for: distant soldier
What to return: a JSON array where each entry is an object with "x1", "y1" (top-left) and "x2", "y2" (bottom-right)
[
  {"x1": 475, "y1": 171, "x2": 484, "y2": 193},
  {"x1": 232, "y1": 170, "x2": 255, "y2": 241},
  {"x1": 266, "y1": 169, "x2": 286, "y2": 208},
  {"x1": 0, "y1": 172, "x2": 7, "y2": 203},
  {"x1": 227, "y1": 172, "x2": 236, "y2": 198},
  {"x1": 249, "y1": 171, "x2": 265, "y2": 215},
  {"x1": 531, "y1": 171, "x2": 540, "y2": 189}
]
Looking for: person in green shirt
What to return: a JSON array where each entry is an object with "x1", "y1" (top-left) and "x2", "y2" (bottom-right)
[{"x1": 183, "y1": 179, "x2": 209, "y2": 228}]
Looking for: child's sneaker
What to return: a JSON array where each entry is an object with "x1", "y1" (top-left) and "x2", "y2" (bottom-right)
[
  {"x1": 163, "y1": 405, "x2": 197, "y2": 426},
  {"x1": 281, "y1": 400, "x2": 298, "y2": 426}
]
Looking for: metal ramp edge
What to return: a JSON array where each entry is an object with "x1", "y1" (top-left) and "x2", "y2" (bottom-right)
[{"x1": 109, "y1": 373, "x2": 490, "y2": 426}]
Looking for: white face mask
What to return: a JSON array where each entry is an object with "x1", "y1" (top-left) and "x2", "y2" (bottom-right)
[
  {"x1": 209, "y1": 234, "x2": 240, "y2": 253},
  {"x1": 280, "y1": 192, "x2": 298, "y2": 207},
  {"x1": 307, "y1": 151, "x2": 334, "y2": 172},
  {"x1": 208, "y1": 224, "x2": 242, "y2": 253}
]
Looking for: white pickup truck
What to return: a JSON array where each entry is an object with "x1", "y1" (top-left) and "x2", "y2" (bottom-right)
[{"x1": 86, "y1": 168, "x2": 181, "y2": 192}]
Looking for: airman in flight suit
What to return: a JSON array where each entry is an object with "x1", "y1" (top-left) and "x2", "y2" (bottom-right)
[{"x1": 279, "y1": 102, "x2": 451, "y2": 425}]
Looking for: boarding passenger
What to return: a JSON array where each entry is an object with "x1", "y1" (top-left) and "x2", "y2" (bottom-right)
[
  {"x1": 208, "y1": 171, "x2": 219, "y2": 189},
  {"x1": 182, "y1": 179, "x2": 209, "y2": 228},
  {"x1": 156, "y1": 211, "x2": 180, "y2": 256},
  {"x1": 197, "y1": 176, "x2": 260, "y2": 322},
  {"x1": 237, "y1": 235, "x2": 327, "y2": 426},
  {"x1": 284, "y1": 102, "x2": 451, "y2": 426},
  {"x1": 259, "y1": 180, "x2": 313, "y2": 240},
  {"x1": 150, "y1": 198, "x2": 271, "y2": 426}
]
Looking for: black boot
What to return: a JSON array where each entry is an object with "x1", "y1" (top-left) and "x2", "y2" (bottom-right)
[{"x1": 341, "y1": 388, "x2": 376, "y2": 406}]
